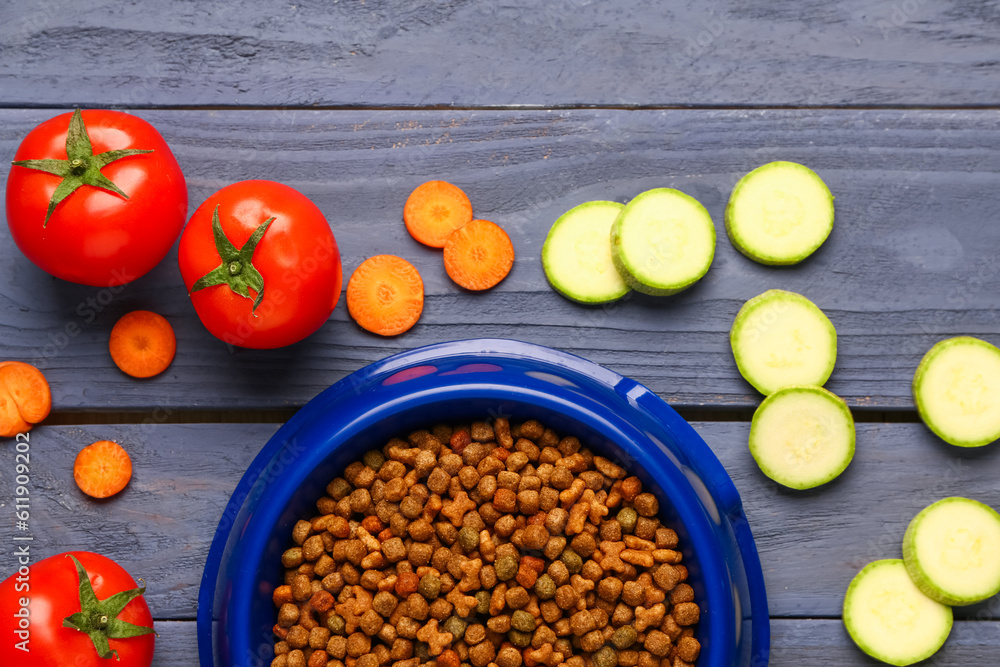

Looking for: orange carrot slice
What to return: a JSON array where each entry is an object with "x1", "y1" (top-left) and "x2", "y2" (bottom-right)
[
  {"x1": 443, "y1": 219, "x2": 515, "y2": 291},
  {"x1": 109, "y1": 311, "x2": 176, "y2": 378},
  {"x1": 403, "y1": 180, "x2": 474, "y2": 248},
  {"x1": 347, "y1": 255, "x2": 424, "y2": 336},
  {"x1": 0, "y1": 361, "x2": 51, "y2": 437},
  {"x1": 74, "y1": 440, "x2": 133, "y2": 499}
]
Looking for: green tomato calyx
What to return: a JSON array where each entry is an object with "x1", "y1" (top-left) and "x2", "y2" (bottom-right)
[
  {"x1": 189, "y1": 206, "x2": 275, "y2": 316},
  {"x1": 11, "y1": 109, "x2": 154, "y2": 227},
  {"x1": 61, "y1": 554, "x2": 155, "y2": 660}
]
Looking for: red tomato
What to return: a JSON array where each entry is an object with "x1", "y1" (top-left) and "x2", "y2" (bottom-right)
[
  {"x1": 5, "y1": 109, "x2": 187, "y2": 287},
  {"x1": 0, "y1": 551, "x2": 155, "y2": 667},
  {"x1": 178, "y1": 180, "x2": 343, "y2": 349}
]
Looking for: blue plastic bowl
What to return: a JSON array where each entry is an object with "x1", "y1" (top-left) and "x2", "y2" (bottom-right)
[{"x1": 198, "y1": 339, "x2": 769, "y2": 667}]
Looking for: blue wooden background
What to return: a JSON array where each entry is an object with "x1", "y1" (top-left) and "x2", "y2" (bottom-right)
[{"x1": 2, "y1": 1, "x2": 1000, "y2": 665}]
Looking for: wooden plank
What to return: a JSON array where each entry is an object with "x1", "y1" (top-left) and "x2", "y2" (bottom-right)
[
  {"x1": 151, "y1": 618, "x2": 1000, "y2": 666},
  {"x1": 2, "y1": 1, "x2": 1000, "y2": 107},
  {"x1": 3, "y1": 108, "x2": 1000, "y2": 410},
  {"x1": 2, "y1": 422, "x2": 999, "y2": 621}
]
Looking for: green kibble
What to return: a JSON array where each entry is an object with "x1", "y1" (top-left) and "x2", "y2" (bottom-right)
[
  {"x1": 443, "y1": 616, "x2": 469, "y2": 639},
  {"x1": 611, "y1": 625, "x2": 637, "y2": 650},
  {"x1": 415, "y1": 642, "x2": 431, "y2": 662},
  {"x1": 617, "y1": 507, "x2": 638, "y2": 534},
  {"x1": 326, "y1": 614, "x2": 346, "y2": 636},
  {"x1": 475, "y1": 590, "x2": 491, "y2": 615},
  {"x1": 534, "y1": 574, "x2": 557, "y2": 600},
  {"x1": 418, "y1": 574, "x2": 441, "y2": 600},
  {"x1": 496, "y1": 555, "x2": 519, "y2": 581},
  {"x1": 508, "y1": 629, "x2": 533, "y2": 648},
  {"x1": 510, "y1": 610, "x2": 536, "y2": 633},
  {"x1": 328, "y1": 478, "x2": 352, "y2": 501},
  {"x1": 560, "y1": 548, "x2": 582, "y2": 575},
  {"x1": 363, "y1": 450, "x2": 386, "y2": 471},
  {"x1": 593, "y1": 646, "x2": 619, "y2": 667},
  {"x1": 457, "y1": 526, "x2": 480, "y2": 552}
]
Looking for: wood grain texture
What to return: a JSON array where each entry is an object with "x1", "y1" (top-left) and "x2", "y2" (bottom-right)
[
  {"x1": 2, "y1": 1, "x2": 999, "y2": 108},
  {"x1": 3, "y1": 108, "x2": 1000, "y2": 410},
  {"x1": 3, "y1": 422, "x2": 999, "y2": 622},
  {"x1": 151, "y1": 619, "x2": 1000, "y2": 666}
]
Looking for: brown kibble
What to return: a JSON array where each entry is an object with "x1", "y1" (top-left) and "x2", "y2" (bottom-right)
[
  {"x1": 634, "y1": 493, "x2": 658, "y2": 517},
  {"x1": 675, "y1": 636, "x2": 700, "y2": 662},
  {"x1": 521, "y1": 524, "x2": 549, "y2": 551},
  {"x1": 436, "y1": 649, "x2": 460, "y2": 667},
  {"x1": 670, "y1": 584, "x2": 695, "y2": 605},
  {"x1": 620, "y1": 477, "x2": 642, "y2": 502},
  {"x1": 273, "y1": 585, "x2": 294, "y2": 607},
  {"x1": 596, "y1": 577, "x2": 623, "y2": 602},
  {"x1": 346, "y1": 631, "x2": 371, "y2": 657},
  {"x1": 286, "y1": 625, "x2": 310, "y2": 649},
  {"x1": 672, "y1": 602, "x2": 700, "y2": 626},
  {"x1": 286, "y1": 649, "x2": 306, "y2": 667},
  {"x1": 292, "y1": 575, "x2": 313, "y2": 602},
  {"x1": 468, "y1": 640, "x2": 496, "y2": 667},
  {"x1": 643, "y1": 630, "x2": 672, "y2": 657},
  {"x1": 496, "y1": 646, "x2": 522, "y2": 667},
  {"x1": 310, "y1": 590, "x2": 335, "y2": 613},
  {"x1": 622, "y1": 581, "x2": 644, "y2": 607},
  {"x1": 277, "y1": 603, "x2": 300, "y2": 627}
]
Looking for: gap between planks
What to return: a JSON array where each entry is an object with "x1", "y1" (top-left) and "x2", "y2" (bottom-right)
[{"x1": 4, "y1": 104, "x2": 1000, "y2": 112}]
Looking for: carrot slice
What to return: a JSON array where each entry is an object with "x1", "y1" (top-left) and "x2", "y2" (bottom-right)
[
  {"x1": 443, "y1": 218, "x2": 515, "y2": 291},
  {"x1": 347, "y1": 255, "x2": 424, "y2": 336},
  {"x1": 403, "y1": 180, "x2": 474, "y2": 248},
  {"x1": 74, "y1": 440, "x2": 133, "y2": 499},
  {"x1": 0, "y1": 389, "x2": 32, "y2": 438},
  {"x1": 109, "y1": 311, "x2": 176, "y2": 378},
  {"x1": 0, "y1": 361, "x2": 51, "y2": 437}
]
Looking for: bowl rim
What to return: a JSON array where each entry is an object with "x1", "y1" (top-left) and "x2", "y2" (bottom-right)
[{"x1": 197, "y1": 339, "x2": 770, "y2": 666}]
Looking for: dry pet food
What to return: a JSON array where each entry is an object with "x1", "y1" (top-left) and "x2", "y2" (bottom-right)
[{"x1": 270, "y1": 418, "x2": 701, "y2": 667}]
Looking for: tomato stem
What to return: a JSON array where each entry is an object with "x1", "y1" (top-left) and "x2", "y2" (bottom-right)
[
  {"x1": 10, "y1": 110, "x2": 153, "y2": 227},
  {"x1": 60, "y1": 555, "x2": 155, "y2": 660},
  {"x1": 189, "y1": 206, "x2": 275, "y2": 316}
]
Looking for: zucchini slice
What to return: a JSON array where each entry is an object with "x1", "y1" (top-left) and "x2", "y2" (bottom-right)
[
  {"x1": 610, "y1": 188, "x2": 715, "y2": 296},
  {"x1": 725, "y1": 161, "x2": 834, "y2": 265},
  {"x1": 730, "y1": 289, "x2": 837, "y2": 395},
  {"x1": 749, "y1": 385, "x2": 854, "y2": 490},
  {"x1": 542, "y1": 201, "x2": 630, "y2": 304},
  {"x1": 903, "y1": 496, "x2": 1000, "y2": 606},
  {"x1": 913, "y1": 336, "x2": 1000, "y2": 447},
  {"x1": 843, "y1": 559, "x2": 953, "y2": 667}
]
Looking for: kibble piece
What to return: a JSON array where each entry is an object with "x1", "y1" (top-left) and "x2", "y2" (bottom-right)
[
  {"x1": 617, "y1": 507, "x2": 638, "y2": 534},
  {"x1": 612, "y1": 624, "x2": 637, "y2": 649},
  {"x1": 672, "y1": 602, "x2": 700, "y2": 626},
  {"x1": 508, "y1": 630, "x2": 532, "y2": 648},
  {"x1": 277, "y1": 603, "x2": 300, "y2": 627},
  {"x1": 643, "y1": 629, "x2": 672, "y2": 657},
  {"x1": 560, "y1": 548, "x2": 582, "y2": 574},
  {"x1": 496, "y1": 645, "x2": 522, "y2": 667},
  {"x1": 510, "y1": 609, "x2": 536, "y2": 633},
  {"x1": 593, "y1": 646, "x2": 619, "y2": 667},
  {"x1": 495, "y1": 555, "x2": 518, "y2": 581},
  {"x1": 675, "y1": 635, "x2": 701, "y2": 662},
  {"x1": 457, "y1": 526, "x2": 480, "y2": 552},
  {"x1": 418, "y1": 575, "x2": 442, "y2": 601},
  {"x1": 670, "y1": 583, "x2": 695, "y2": 605},
  {"x1": 468, "y1": 640, "x2": 496, "y2": 667},
  {"x1": 597, "y1": 577, "x2": 623, "y2": 602}
]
